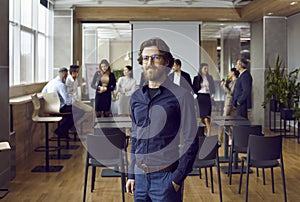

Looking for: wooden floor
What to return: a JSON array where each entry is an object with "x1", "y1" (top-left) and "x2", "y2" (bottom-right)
[{"x1": 2, "y1": 126, "x2": 300, "y2": 202}]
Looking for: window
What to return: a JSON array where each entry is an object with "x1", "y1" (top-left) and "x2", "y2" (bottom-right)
[
  {"x1": 37, "y1": 34, "x2": 46, "y2": 81},
  {"x1": 21, "y1": 0, "x2": 32, "y2": 28},
  {"x1": 9, "y1": 0, "x2": 53, "y2": 86},
  {"x1": 20, "y1": 30, "x2": 34, "y2": 83}
]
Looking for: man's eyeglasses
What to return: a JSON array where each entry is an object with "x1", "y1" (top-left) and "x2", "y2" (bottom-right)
[{"x1": 142, "y1": 54, "x2": 163, "y2": 63}]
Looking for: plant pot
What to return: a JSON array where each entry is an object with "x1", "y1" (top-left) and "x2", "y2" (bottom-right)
[
  {"x1": 270, "y1": 99, "x2": 285, "y2": 112},
  {"x1": 280, "y1": 108, "x2": 295, "y2": 120}
]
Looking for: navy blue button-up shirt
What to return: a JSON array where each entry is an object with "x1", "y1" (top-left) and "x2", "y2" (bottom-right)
[{"x1": 128, "y1": 78, "x2": 199, "y2": 185}]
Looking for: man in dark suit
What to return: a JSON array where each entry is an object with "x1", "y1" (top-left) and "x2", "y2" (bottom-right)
[
  {"x1": 232, "y1": 58, "x2": 252, "y2": 119},
  {"x1": 168, "y1": 58, "x2": 193, "y2": 92}
]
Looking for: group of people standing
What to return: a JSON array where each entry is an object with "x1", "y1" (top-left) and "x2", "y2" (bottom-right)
[
  {"x1": 222, "y1": 58, "x2": 252, "y2": 120},
  {"x1": 91, "y1": 59, "x2": 136, "y2": 117}
]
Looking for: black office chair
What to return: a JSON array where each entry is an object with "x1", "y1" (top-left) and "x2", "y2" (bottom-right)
[
  {"x1": 83, "y1": 132, "x2": 127, "y2": 202},
  {"x1": 193, "y1": 135, "x2": 222, "y2": 202},
  {"x1": 228, "y1": 125, "x2": 263, "y2": 185},
  {"x1": 238, "y1": 135, "x2": 287, "y2": 202}
]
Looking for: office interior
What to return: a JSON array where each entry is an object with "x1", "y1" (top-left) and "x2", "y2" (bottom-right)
[{"x1": 1, "y1": 0, "x2": 300, "y2": 201}]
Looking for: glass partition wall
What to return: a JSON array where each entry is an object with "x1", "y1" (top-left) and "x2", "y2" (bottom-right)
[{"x1": 81, "y1": 22, "x2": 250, "y2": 112}]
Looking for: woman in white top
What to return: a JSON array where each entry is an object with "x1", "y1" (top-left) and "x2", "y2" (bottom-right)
[
  {"x1": 116, "y1": 65, "x2": 136, "y2": 115},
  {"x1": 192, "y1": 63, "x2": 215, "y2": 136}
]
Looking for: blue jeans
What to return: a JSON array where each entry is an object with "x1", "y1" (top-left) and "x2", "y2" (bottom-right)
[{"x1": 134, "y1": 166, "x2": 182, "y2": 202}]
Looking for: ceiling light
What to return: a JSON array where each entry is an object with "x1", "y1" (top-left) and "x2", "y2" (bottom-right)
[
  {"x1": 267, "y1": 12, "x2": 273, "y2": 16},
  {"x1": 290, "y1": 1, "x2": 298, "y2": 6}
]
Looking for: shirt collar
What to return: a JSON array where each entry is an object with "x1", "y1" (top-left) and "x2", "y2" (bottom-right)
[{"x1": 239, "y1": 69, "x2": 247, "y2": 76}]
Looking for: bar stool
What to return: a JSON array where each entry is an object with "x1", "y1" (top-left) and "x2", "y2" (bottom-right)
[
  {"x1": 31, "y1": 94, "x2": 63, "y2": 172},
  {"x1": 0, "y1": 142, "x2": 11, "y2": 199},
  {"x1": 42, "y1": 92, "x2": 80, "y2": 151}
]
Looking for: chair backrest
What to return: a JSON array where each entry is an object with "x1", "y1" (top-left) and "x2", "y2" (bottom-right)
[
  {"x1": 248, "y1": 135, "x2": 282, "y2": 161},
  {"x1": 87, "y1": 133, "x2": 125, "y2": 165},
  {"x1": 42, "y1": 92, "x2": 61, "y2": 114},
  {"x1": 232, "y1": 125, "x2": 263, "y2": 149},
  {"x1": 198, "y1": 135, "x2": 219, "y2": 160},
  {"x1": 31, "y1": 93, "x2": 40, "y2": 119}
]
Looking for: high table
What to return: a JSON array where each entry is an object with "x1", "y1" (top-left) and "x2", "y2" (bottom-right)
[
  {"x1": 213, "y1": 117, "x2": 252, "y2": 174},
  {"x1": 212, "y1": 116, "x2": 249, "y2": 161},
  {"x1": 94, "y1": 118, "x2": 132, "y2": 177},
  {"x1": 95, "y1": 116, "x2": 132, "y2": 123}
]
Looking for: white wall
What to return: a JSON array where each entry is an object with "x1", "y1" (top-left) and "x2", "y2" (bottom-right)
[
  {"x1": 131, "y1": 21, "x2": 201, "y2": 85},
  {"x1": 287, "y1": 13, "x2": 300, "y2": 73}
]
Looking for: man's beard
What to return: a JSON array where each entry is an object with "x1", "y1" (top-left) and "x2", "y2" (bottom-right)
[{"x1": 143, "y1": 65, "x2": 167, "y2": 82}]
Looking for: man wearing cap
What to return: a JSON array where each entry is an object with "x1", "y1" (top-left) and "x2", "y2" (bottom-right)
[
  {"x1": 42, "y1": 67, "x2": 73, "y2": 138},
  {"x1": 126, "y1": 38, "x2": 199, "y2": 201}
]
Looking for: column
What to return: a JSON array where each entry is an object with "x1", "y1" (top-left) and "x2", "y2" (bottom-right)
[
  {"x1": 220, "y1": 27, "x2": 241, "y2": 79},
  {"x1": 250, "y1": 16, "x2": 287, "y2": 127},
  {"x1": 0, "y1": 0, "x2": 10, "y2": 187}
]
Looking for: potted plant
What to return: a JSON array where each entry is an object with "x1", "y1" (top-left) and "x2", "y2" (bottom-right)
[
  {"x1": 263, "y1": 55, "x2": 286, "y2": 112},
  {"x1": 279, "y1": 68, "x2": 300, "y2": 120}
]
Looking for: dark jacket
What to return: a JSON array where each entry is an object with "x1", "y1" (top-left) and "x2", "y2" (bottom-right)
[
  {"x1": 232, "y1": 69, "x2": 252, "y2": 109},
  {"x1": 168, "y1": 70, "x2": 192, "y2": 91},
  {"x1": 128, "y1": 79, "x2": 199, "y2": 185},
  {"x1": 192, "y1": 74, "x2": 215, "y2": 95}
]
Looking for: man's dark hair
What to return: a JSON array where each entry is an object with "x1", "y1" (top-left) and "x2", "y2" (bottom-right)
[
  {"x1": 69, "y1": 65, "x2": 79, "y2": 74},
  {"x1": 239, "y1": 58, "x2": 250, "y2": 69},
  {"x1": 174, "y1": 59, "x2": 181, "y2": 67},
  {"x1": 58, "y1": 67, "x2": 68, "y2": 73},
  {"x1": 137, "y1": 38, "x2": 174, "y2": 68},
  {"x1": 125, "y1": 65, "x2": 133, "y2": 71}
]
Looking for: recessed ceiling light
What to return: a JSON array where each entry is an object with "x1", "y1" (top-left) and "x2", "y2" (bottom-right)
[
  {"x1": 267, "y1": 12, "x2": 273, "y2": 15},
  {"x1": 290, "y1": 1, "x2": 298, "y2": 6}
]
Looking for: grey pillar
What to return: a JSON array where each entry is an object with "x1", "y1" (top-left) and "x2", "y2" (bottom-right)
[
  {"x1": 0, "y1": 0, "x2": 10, "y2": 187},
  {"x1": 54, "y1": 10, "x2": 72, "y2": 73},
  {"x1": 83, "y1": 29, "x2": 98, "y2": 64},
  {"x1": 220, "y1": 27, "x2": 241, "y2": 79},
  {"x1": 250, "y1": 16, "x2": 287, "y2": 127}
]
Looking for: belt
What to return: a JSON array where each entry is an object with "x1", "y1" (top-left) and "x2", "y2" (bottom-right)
[{"x1": 136, "y1": 161, "x2": 178, "y2": 174}]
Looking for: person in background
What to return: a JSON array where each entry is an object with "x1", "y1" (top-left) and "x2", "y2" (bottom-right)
[
  {"x1": 232, "y1": 58, "x2": 252, "y2": 119},
  {"x1": 219, "y1": 67, "x2": 239, "y2": 143},
  {"x1": 126, "y1": 37, "x2": 199, "y2": 202},
  {"x1": 42, "y1": 67, "x2": 73, "y2": 138},
  {"x1": 192, "y1": 63, "x2": 215, "y2": 136},
  {"x1": 116, "y1": 65, "x2": 136, "y2": 116},
  {"x1": 66, "y1": 64, "x2": 80, "y2": 103},
  {"x1": 168, "y1": 58, "x2": 192, "y2": 92},
  {"x1": 221, "y1": 67, "x2": 239, "y2": 116},
  {"x1": 91, "y1": 59, "x2": 116, "y2": 117}
]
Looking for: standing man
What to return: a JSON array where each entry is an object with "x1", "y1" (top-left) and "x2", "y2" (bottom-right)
[
  {"x1": 66, "y1": 64, "x2": 80, "y2": 103},
  {"x1": 126, "y1": 38, "x2": 199, "y2": 201},
  {"x1": 42, "y1": 67, "x2": 73, "y2": 138},
  {"x1": 168, "y1": 58, "x2": 193, "y2": 92},
  {"x1": 232, "y1": 58, "x2": 252, "y2": 119}
]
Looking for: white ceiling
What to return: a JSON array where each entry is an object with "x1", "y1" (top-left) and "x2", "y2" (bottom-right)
[{"x1": 53, "y1": 0, "x2": 252, "y2": 9}]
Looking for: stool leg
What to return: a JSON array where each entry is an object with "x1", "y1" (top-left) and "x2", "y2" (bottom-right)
[
  {"x1": 45, "y1": 122, "x2": 49, "y2": 171},
  {"x1": 0, "y1": 188, "x2": 9, "y2": 199}
]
